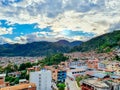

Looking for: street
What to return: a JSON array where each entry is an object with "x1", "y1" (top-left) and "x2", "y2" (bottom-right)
[{"x1": 65, "y1": 77, "x2": 81, "y2": 90}]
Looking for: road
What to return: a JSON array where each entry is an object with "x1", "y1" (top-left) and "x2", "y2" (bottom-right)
[{"x1": 65, "y1": 77, "x2": 81, "y2": 90}]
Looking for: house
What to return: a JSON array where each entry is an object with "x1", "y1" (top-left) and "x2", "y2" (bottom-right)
[
  {"x1": 19, "y1": 79, "x2": 28, "y2": 84},
  {"x1": 27, "y1": 66, "x2": 40, "y2": 74}
]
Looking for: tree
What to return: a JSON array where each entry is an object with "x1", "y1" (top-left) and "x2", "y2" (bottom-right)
[
  {"x1": 13, "y1": 64, "x2": 18, "y2": 71},
  {"x1": 20, "y1": 70, "x2": 27, "y2": 79},
  {"x1": 0, "y1": 66, "x2": 4, "y2": 73},
  {"x1": 14, "y1": 77, "x2": 19, "y2": 84},
  {"x1": 115, "y1": 55, "x2": 120, "y2": 61},
  {"x1": 41, "y1": 53, "x2": 69, "y2": 66},
  {"x1": 73, "y1": 58, "x2": 78, "y2": 61},
  {"x1": 57, "y1": 83, "x2": 66, "y2": 90},
  {"x1": 25, "y1": 62, "x2": 32, "y2": 68},
  {"x1": 19, "y1": 63, "x2": 26, "y2": 71},
  {"x1": 26, "y1": 74, "x2": 29, "y2": 80},
  {"x1": 4, "y1": 64, "x2": 14, "y2": 73}
]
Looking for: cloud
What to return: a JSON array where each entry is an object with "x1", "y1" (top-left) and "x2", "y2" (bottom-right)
[
  {"x1": 0, "y1": 27, "x2": 13, "y2": 35},
  {"x1": 0, "y1": 0, "x2": 120, "y2": 43},
  {"x1": 14, "y1": 36, "x2": 27, "y2": 44},
  {"x1": 0, "y1": 36, "x2": 14, "y2": 44}
]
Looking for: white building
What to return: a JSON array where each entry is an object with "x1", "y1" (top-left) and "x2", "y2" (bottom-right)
[{"x1": 30, "y1": 70, "x2": 52, "y2": 90}]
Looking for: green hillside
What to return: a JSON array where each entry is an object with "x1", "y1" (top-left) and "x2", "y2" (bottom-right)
[{"x1": 71, "y1": 30, "x2": 120, "y2": 53}]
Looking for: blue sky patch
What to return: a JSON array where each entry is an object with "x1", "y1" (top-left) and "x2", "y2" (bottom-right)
[
  {"x1": 62, "y1": 30, "x2": 95, "y2": 37},
  {"x1": 1, "y1": 0, "x2": 22, "y2": 6}
]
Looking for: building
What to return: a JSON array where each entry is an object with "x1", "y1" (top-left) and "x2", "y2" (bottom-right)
[
  {"x1": 0, "y1": 83, "x2": 36, "y2": 90},
  {"x1": 19, "y1": 79, "x2": 28, "y2": 84},
  {"x1": 98, "y1": 62, "x2": 106, "y2": 69},
  {"x1": 81, "y1": 79, "x2": 110, "y2": 90},
  {"x1": 27, "y1": 66, "x2": 40, "y2": 74},
  {"x1": 87, "y1": 58, "x2": 99, "y2": 69},
  {"x1": 44, "y1": 66, "x2": 58, "y2": 82},
  {"x1": 8, "y1": 72, "x2": 21, "y2": 77},
  {"x1": 68, "y1": 60, "x2": 86, "y2": 67},
  {"x1": 0, "y1": 74, "x2": 6, "y2": 88},
  {"x1": 30, "y1": 70, "x2": 52, "y2": 90},
  {"x1": 67, "y1": 68, "x2": 86, "y2": 80},
  {"x1": 45, "y1": 66, "x2": 66, "y2": 82},
  {"x1": 81, "y1": 79, "x2": 120, "y2": 90},
  {"x1": 57, "y1": 70, "x2": 66, "y2": 83}
]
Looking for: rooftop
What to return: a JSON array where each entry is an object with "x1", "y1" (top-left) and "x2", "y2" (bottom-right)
[
  {"x1": 0, "y1": 83, "x2": 36, "y2": 90},
  {"x1": 82, "y1": 79, "x2": 109, "y2": 88},
  {"x1": 0, "y1": 74, "x2": 6, "y2": 77}
]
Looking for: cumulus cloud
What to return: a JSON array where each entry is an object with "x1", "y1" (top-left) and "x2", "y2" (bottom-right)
[
  {"x1": 0, "y1": 0, "x2": 120, "y2": 43},
  {"x1": 0, "y1": 27, "x2": 13, "y2": 35},
  {"x1": 0, "y1": 36, "x2": 14, "y2": 44}
]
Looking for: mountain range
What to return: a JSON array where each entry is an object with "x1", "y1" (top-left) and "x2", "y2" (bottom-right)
[
  {"x1": 0, "y1": 40, "x2": 82, "y2": 56},
  {"x1": 0, "y1": 30, "x2": 120, "y2": 56}
]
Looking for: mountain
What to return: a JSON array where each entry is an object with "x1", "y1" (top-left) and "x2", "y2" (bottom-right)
[
  {"x1": 0, "y1": 40, "x2": 82, "y2": 56},
  {"x1": 55, "y1": 40, "x2": 70, "y2": 46},
  {"x1": 71, "y1": 30, "x2": 120, "y2": 53},
  {"x1": 70, "y1": 41, "x2": 83, "y2": 47},
  {"x1": 55, "y1": 40, "x2": 82, "y2": 47}
]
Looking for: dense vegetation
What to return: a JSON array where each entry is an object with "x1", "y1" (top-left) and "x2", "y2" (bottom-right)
[
  {"x1": 0, "y1": 40, "x2": 82, "y2": 56},
  {"x1": 71, "y1": 30, "x2": 120, "y2": 53},
  {"x1": 0, "y1": 53, "x2": 68, "y2": 85},
  {"x1": 0, "y1": 62, "x2": 37, "y2": 85},
  {"x1": 57, "y1": 83, "x2": 66, "y2": 90},
  {"x1": 114, "y1": 55, "x2": 120, "y2": 61},
  {"x1": 39, "y1": 53, "x2": 68, "y2": 66}
]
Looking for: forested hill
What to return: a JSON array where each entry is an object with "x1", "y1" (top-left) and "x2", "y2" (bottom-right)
[
  {"x1": 71, "y1": 30, "x2": 120, "y2": 53},
  {"x1": 0, "y1": 40, "x2": 82, "y2": 56}
]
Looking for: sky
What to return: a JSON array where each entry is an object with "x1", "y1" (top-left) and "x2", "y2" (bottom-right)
[{"x1": 0, "y1": 0, "x2": 120, "y2": 44}]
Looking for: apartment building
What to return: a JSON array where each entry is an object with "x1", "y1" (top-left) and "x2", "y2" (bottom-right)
[
  {"x1": 45, "y1": 66, "x2": 66, "y2": 83},
  {"x1": 30, "y1": 70, "x2": 52, "y2": 90},
  {"x1": 57, "y1": 70, "x2": 66, "y2": 83}
]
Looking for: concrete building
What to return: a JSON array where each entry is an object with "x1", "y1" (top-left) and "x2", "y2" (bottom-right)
[
  {"x1": 68, "y1": 60, "x2": 86, "y2": 67},
  {"x1": 45, "y1": 66, "x2": 66, "y2": 83},
  {"x1": 19, "y1": 79, "x2": 28, "y2": 84},
  {"x1": 0, "y1": 83, "x2": 36, "y2": 90},
  {"x1": 57, "y1": 70, "x2": 66, "y2": 83},
  {"x1": 81, "y1": 79, "x2": 110, "y2": 90},
  {"x1": 27, "y1": 66, "x2": 40, "y2": 74},
  {"x1": 30, "y1": 70, "x2": 52, "y2": 90},
  {"x1": 44, "y1": 66, "x2": 58, "y2": 81},
  {"x1": 98, "y1": 63, "x2": 106, "y2": 69},
  {"x1": 67, "y1": 68, "x2": 86, "y2": 80},
  {"x1": 0, "y1": 74, "x2": 6, "y2": 88},
  {"x1": 81, "y1": 79, "x2": 120, "y2": 90},
  {"x1": 87, "y1": 58, "x2": 99, "y2": 69}
]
